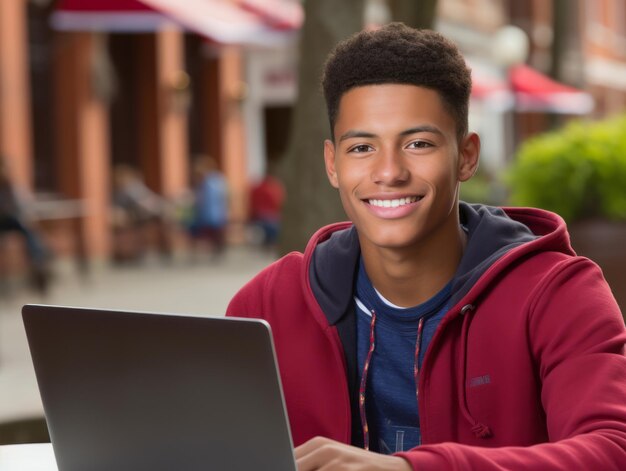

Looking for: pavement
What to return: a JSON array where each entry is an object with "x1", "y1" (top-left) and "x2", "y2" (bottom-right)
[{"x1": 0, "y1": 246, "x2": 277, "y2": 424}]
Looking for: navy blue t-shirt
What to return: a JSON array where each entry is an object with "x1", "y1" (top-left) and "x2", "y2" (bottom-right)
[{"x1": 355, "y1": 257, "x2": 451, "y2": 453}]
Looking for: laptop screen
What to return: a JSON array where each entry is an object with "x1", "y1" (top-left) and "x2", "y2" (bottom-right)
[{"x1": 23, "y1": 304, "x2": 296, "y2": 471}]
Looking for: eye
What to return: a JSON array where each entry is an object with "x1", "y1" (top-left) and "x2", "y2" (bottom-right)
[
  {"x1": 348, "y1": 144, "x2": 374, "y2": 154},
  {"x1": 406, "y1": 140, "x2": 433, "y2": 150}
]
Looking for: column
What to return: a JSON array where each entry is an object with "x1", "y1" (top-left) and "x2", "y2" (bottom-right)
[
  {"x1": 135, "y1": 28, "x2": 189, "y2": 199},
  {"x1": 0, "y1": 0, "x2": 33, "y2": 188},
  {"x1": 219, "y1": 46, "x2": 248, "y2": 240},
  {"x1": 53, "y1": 32, "x2": 111, "y2": 260}
]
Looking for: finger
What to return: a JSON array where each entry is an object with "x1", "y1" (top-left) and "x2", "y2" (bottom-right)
[
  {"x1": 296, "y1": 450, "x2": 322, "y2": 471},
  {"x1": 294, "y1": 436, "x2": 332, "y2": 460},
  {"x1": 295, "y1": 437, "x2": 338, "y2": 471}
]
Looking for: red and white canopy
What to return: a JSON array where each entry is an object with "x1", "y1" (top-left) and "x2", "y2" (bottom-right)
[
  {"x1": 52, "y1": 0, "x2": 303, "y2": 46},
  {"x1": 471, "y1": 63, "x2": 594, "y2": 115}
]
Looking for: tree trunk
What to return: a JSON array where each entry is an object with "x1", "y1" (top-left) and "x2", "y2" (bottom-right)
[
  {"x1": 388, "y1": 0, "x2": 438, "y2": 29},
  {"x1": 548, "y1": 0, "x2": 584, "y2": 130},
  {"x1": 549, "y1": 0, "x2": 568, "y2": 81},
  {"x1": 278, "y1": 0, "x2": 364, "y2": 254}
]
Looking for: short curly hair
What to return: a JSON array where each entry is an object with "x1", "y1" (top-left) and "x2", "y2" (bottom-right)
[{"x1": 322, "y1": 23, "x2": 472, "y2": 141}]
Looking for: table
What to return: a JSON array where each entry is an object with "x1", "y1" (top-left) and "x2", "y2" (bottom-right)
[{"x1": 0, "y1": 443, "x2": 57, "y2": 470}]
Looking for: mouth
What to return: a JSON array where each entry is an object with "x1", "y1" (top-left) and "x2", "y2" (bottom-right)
[{"x1": 366, "y1": 196, "x2": 422, "y2": 208}]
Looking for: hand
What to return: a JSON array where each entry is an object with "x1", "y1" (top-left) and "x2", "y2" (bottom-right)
[{"x1": 295, "y1": 436, "x2": 412, "y2": 471}]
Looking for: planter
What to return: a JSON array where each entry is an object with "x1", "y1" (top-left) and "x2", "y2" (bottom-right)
[{"x1": 569, "y1": 220, "x2": 626, "y2": 321}]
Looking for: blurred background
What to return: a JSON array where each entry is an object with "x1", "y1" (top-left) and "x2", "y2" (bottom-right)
[{"x1": 1, "y1": 0, "x2": 625, "y2": 445}]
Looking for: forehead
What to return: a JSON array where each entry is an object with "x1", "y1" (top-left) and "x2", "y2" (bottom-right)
[{"x1": 334, "y1": 84, "x2": 456, "y2": 136}]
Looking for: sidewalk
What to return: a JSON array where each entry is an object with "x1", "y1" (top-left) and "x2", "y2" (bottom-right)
[{"x1": 0, "y1": 246, "x2": 276, "y2": 424}]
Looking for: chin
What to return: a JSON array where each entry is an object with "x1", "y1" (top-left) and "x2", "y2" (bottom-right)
[{"x1": 361, "y1": 229, "x2": 422, "y2": 251}]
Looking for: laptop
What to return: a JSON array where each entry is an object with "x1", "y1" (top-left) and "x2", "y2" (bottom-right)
[{"x1": 22, "y1": 304, "x2": 297, "y2": 471}]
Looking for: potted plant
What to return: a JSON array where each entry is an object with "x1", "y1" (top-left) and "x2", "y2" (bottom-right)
[{"x1": 507, "y1": 114, "x2": 626, "y2": 318}]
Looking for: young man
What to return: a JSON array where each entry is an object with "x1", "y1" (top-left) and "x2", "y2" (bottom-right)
[{"x1": 227, "y1": 24, "x2": 626, "y2": 470}]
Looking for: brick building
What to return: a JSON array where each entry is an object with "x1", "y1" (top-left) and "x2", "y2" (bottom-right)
[
  {"x1": 0, "y1": 0, "x2": 301, "y2": 264},
  {"x1": 1, "y1": 0, "x2": 624, "y2": 265}
]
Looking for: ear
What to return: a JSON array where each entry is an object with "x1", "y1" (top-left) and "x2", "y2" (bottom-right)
[
  {"x1": 324, "y1": 139, "x2": 339, "y2": 188},
  {"x1": 458, "y1": 132, "x2": 481, "y2": 182}
]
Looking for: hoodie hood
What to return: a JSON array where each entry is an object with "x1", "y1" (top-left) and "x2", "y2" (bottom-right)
[
  {"x1": 450, "y1": 204, "x2": 537, "y2": 306},
  {"x1": 307, "y1": 202, "x2": 573, "y2": 326}
]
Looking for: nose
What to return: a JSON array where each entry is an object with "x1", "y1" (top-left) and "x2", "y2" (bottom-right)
[{"x1": 371, "y1": 148, "x2": 410, "y2": 186}]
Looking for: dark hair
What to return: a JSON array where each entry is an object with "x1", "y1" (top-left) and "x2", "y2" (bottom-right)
[{"x1": 322, "y1": 23, "x2": 472, "y2": 141}]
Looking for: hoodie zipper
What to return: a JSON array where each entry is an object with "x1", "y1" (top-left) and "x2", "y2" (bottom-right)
[{"x1": 418, "y1": 302, "x2": 492, "y2": 443}]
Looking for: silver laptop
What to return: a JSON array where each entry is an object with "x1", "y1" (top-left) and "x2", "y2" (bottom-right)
[{"x1": 22, "y1": 304, "x2": 297, "y2": 471}]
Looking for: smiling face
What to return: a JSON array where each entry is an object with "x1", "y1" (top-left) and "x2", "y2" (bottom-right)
[{"x1": 324, "y1": 84, "x2": 480, "y2": 256}]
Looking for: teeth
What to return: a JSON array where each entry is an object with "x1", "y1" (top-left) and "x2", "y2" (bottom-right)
[{"x1": 368, "y1": 196, "x2": 419, "y2": 207}]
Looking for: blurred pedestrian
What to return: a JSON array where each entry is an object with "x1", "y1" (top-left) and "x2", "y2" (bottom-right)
[
  {"x1": 186, "y1": 156, "x2": 228, "y2": 259},
  {"x1": 0, "y1": 158, "x2": 50, "y2": 294},
  {"x1": 249, "y1": 170, "x2": 285, "y2": 250},
  {"x1": 111, "y1": 164, "x2": 172, "y2": 263}
]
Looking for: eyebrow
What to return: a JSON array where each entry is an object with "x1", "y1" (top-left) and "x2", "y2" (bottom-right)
[
  {"x1": 337, "y1": 130, "x2": 376, "y2": 143},
  {"x1": 338, "y1": 125, "x2": 443, "y2": 143}
]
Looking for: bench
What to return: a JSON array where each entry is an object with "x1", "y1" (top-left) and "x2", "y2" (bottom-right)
[{"x1": 0, "y1": 195, "x2": 88, "y2": 295}]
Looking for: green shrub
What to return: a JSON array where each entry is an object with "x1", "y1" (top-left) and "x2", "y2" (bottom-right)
[
  {"x1": 507, "y1": 115, "x2": 626, "y2": 223},
  {"x1": 460, "y1": 169, "x2": 503, "y2": 206}
]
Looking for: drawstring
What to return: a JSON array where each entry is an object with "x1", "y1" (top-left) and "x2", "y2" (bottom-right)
[
  {"x1": 458, "y1": 304, "x2": 492, "y2": 439},
  {"x1": 359, "y1": 311, "x2": 426, "y2": 450},
  {"x1": 413, "y1": 316, "x2": 425, "y2": 417},
  {"x1": 358, "y1": 310, "x2": 377, "y2": 450},
  {"x1": 359, "y1": 304, "x2": 492, "y2": 446}
]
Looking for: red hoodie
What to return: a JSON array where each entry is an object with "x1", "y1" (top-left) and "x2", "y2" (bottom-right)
[{"x1": 227, "y1": 203, "x2": 626, "y2": 470}]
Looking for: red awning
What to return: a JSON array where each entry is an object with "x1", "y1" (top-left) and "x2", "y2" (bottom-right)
[
  {"x1": 509, "y1": 64, "x2": 594, "y2": 114},
  {"x1": 471, "y1": 63, "x2": 594, "y2": 115},
  {"x1": 52, "y1": 0, "x2": 303, "y2": 46},
  {"x1": 55, "y1": 0, "x2": 153, "y2": 11}
]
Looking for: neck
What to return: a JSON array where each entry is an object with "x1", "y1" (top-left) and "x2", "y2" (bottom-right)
[{"x1": 360, "y1": 220, "x2": 466, "y2": 308}]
